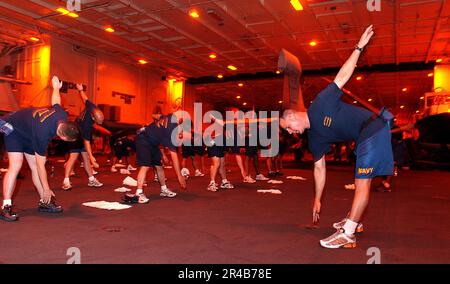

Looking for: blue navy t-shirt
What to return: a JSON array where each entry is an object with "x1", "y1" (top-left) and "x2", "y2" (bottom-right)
[
  {"x1": 76, "y1": 100, "x2": 96, "y2": 141},
  {"x1": 307, "y1": 83, "x2": 372, "y2": 162},
  {"x1": 142, "y1": 114, "x2": 179, "y2": 151},
  {"x1": 6, "y1": 104, "x2": 68, "y2": 156}
]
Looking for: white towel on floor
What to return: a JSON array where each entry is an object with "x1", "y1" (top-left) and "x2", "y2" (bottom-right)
[
  {"x1": 257, "y1": 189, "x2": 282, "y2": 194},
  {"x1": 123, "y1": 176, "x2": 137, "y2": 187},
  {"x1": 114, "y1": 187, "x2": 132, "y2": 193},
  {"x1": 267, "y1": 180, "x2": 284, "y2": 184},
  {"x1": 286, "y1": 176, "x2": 307, "y2": 180},
  {"x1": 82, "y1": 201, "x2": 131, "y2": 210}
]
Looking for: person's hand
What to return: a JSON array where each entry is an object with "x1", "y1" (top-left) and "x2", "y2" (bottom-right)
[
  {"x1": 312, "y1": 199, "x2": 321, "y2": 224},
  {"x1": 42, "y1": 189, "x2": 56, "y2": 204},
  {"x1": 52, "y1": 76, "x2": 63, "y2": 90},
  {"x1": 178, "y1": 176, "x2": 187, "y2": 190},
  {"x1": 357, "y1": 25, "x2": 374, "y2": 48},
  {"x1": 91, "y1": 158, "x2": 99, "y2": 169},
  {"x1": 76, "y1": 83, "x2": 84, "y2": 92},
  {"x1": 162, "y1": 154, "x2": 169, "y2": 165}
]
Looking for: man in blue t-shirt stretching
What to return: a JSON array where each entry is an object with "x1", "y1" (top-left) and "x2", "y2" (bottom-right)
[{"x1": 280, "y1": 26, "x2": 394, "y2": 249}]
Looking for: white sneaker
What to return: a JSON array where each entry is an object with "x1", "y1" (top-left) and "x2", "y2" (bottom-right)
[
  {"x1": 320, "y1": 229, "x2": 356, "y2": 249},
  {"x1": 333, "y1": 218, "x2": 364, "y2": 233},
  {"x1": 243, "y1": 176, "x2": 256, "y2": 183},
  {"x1": 255, "y1": 174, "x2": 269, "y2": 181},
  {"x1": 92, "y1": 170, "x2": 98, "y2": 175},
  {"x1": 62, "y1": 182, "x2": 72, "y2": 191},
  {"x1": 88, "y1": 178, "x2": 103, "y2": 188},
  {"x1": 220, "y1": 181, "x2": 235, "y2": 189},
  {"x1": 160, "y1": 188, "x2": 177, "y2": 198},
  {"x1": 111, "y1": 166, "x2": 118, "y2": 173},
  {"x1": 195, "y1": 169, "x2": 205, "y2": 177},
  {"x1": 127, "y1": 165, "x2": 137, "y2": 171},
  {"x1": 137, "y1": 193, "x2": 150, "y2": 204},
  {"x1": 207, "y1": 181, "x2": 218, "y2": 192},
  {"x1": 120, "y1": 169, "x2": 131, "y2": 175}
]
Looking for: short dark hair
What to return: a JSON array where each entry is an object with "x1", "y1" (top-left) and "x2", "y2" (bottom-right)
[{"x1": 59, "y1": 122, "x2": 79, "y2": 141}]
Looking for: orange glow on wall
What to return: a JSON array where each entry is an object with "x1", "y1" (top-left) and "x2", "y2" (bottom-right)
[
  {"x1": 168, "y1": 79, "x2": 184, "y2": 112},
  {"x1": 434, "y1": 65, "x2": 450, "y2": 92}
]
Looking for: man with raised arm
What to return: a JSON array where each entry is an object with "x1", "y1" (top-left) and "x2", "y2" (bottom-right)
[
  {"x1": 62, "y1": 83, "x2": 104, "y2": 191},
  {"x1": 0, "y1": 76, "x2": 79, "y2": 221},
  {"x1": 280, "y1": 26, "x2": 394, "y2": 248}
]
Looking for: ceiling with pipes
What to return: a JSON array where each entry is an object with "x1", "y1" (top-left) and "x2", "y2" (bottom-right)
[{"x1": 0, "y1": 0, "x2": 449, "y2": 117}]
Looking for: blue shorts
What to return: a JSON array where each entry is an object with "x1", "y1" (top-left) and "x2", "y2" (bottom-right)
[
  {"x1": 136, "y1": 134, "x2": 161, "y2": 167},
  {"x1": 4, "y1": 130, "x2": 34, "y2": 155},
  {"x1": 245, "y1": 146, "x2": 258, "y2": 157},
  {"x1": 182, "y1": 145, "x2": 195, "y2": 158},
  {"x1": 207, "y1": 145, "x2": 225, "y2": 158},
  {"x1": 195, "y1": 146, "x2": 205, "y2": 156},
  {"x1": 355, "y1": 118, "x2": 394, "y2": 179},
  {"x1": 68, "y1": 139, "x2": 86, "y2": 153}
]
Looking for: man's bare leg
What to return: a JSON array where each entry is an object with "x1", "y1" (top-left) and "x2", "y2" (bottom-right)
[
  {"x1": 2, "y1": 152, "x2": 24, "y2": 204},
  {"x1": 348, "y1": 178, "x2": 372, "y2": 223},
  {"x1": 24, "y1": 153, "x2": 45, "y2": 199}
]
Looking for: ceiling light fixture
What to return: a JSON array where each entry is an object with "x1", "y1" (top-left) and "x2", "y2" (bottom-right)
[
  {"x1": 138, "y1": 59, "x2": 148, "y2": 65},
  {"x1": 217, "y1": 74, "x2": 223, "y2": 79},
  {"x1": 402, "y1": 88, "x2": 408, "y2": 92},
  {"x1": 290, "y1": 0, "x2": 304, "y2": 11},
  {"x1": 227, "y1": 65, "x2": 237, "y2": 71},
  {"x1": 105, "y1": 26, "x2": 115, "y2": 33},
  {"x1": 436, "y1": 58, "x2": 443, "y2": 63},
  {"x1": 209, "y1": 53, "x2": 217, "y2": 59},
  {"x1": 309, "y1": 41, "x2": 317, "y2": 47},
  {"x1": 29, "y1": 37, "x2": 40, "y2": 42},
  {"x1": 189, "y1": 9, "x2": 200, "y2": 18}
]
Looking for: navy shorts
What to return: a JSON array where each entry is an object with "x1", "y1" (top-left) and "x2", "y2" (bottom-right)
[
  {"x1": 182, "y1": 145, "x2": 195, "y2": 158},
  {"x1": 195, "y1": 146, "x2": 205, "y2": 156},
  {"x1": 207, "y1": 145, "x2": 225, "y2": 158},
  {"x1": 4, "y1": 130, "x2": 34, "y2": 155},
  {"x1": 68, "y1": 139, "x2": 86, "y2": 153},
  {"x1": 245, "y1": 146, "x2": 258, "y2": 157},
  {"x1": 355, "y1": 118, "x2": 394, "y2": 179},
  {"x1": 229, "y1": 146, "x2": 243, "y2": 155},
  {"x1": 136, "y1": 135, "x2": 161, "y2": 167}
]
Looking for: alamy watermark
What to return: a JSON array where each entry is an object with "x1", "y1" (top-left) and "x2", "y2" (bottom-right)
[
  {"x1": 367, "y1": 0, "x2": 381, "y2": 12},
  {"x1": 66, "y1": 247, "x2": 81, "y2": 264},
  {"x1": 366, "y1": 247, "x2": 381, "y2": 264}
]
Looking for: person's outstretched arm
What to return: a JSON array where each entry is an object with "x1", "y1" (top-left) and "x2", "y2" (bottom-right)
[
  {"x1": 334, "y1": 25, "x2": 374, "y2": 89},
  {"x1": 76, "y1": 84, "x2": 88, "y2": 103},
  {"x1": 313, "y1": 155, "x2": 326, "y2": 223},
  {"x1": 51, "y1": 76, "x2": 63, "y2": 106}
]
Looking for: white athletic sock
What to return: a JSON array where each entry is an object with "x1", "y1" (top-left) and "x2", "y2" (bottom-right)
[
  {"x1": 209, "y1": 180, "x2": 215, "y2": 185},
  {"x1": 161, "y1": 185, "x2": 168, "y2": 191},
  {"x1": 88, "y1": 176, "x2": 95, "y2": 182},
  {"x1": 3, "y1": 199, "x2": 12, "y2": 208},
  {"x1": 64, "y1": 178, "x2": 70, "y2": 184},
  {"x1": 342, "y1": 219, "x2": 358, "y2": 235},
  {"x1": 136, "y1": 189, "x2": 143, "y2": 195},
  {"x1": 222, "y1": 179, "x2": 228, "y2": 184}
]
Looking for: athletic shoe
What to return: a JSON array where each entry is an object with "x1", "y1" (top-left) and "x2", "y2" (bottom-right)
[
  {"x1": 220, "y1": 181, "x2": 235, "y2": 189},
  {"x1": 255, "y1": 174, "x2": 269, "y2": 181},
  {"x1": 207, "y1": 181, "x2": 218, "y2": 192},
  {"x1": 332, "y1": 218, "x2": 364, "y2": 233},
  {"x1": 92, "y1": 170, "x2": 98, "y2": 175},
  {"x1": 123, "y1": 193, "x2": 149, "y2": 204},
  {"x1": 62, "y1": 181, "x2": 72, "y2": 191},
  {"x1": 375, "y1": 182, "x2": 391, "y2": 193},
  {"x1": 120, "y1": 169, "x2": 131, "y2": 175},
  {"x1": 195, "y1": 169, "x2": 205, "y2": 177},
  {"x1": 275, "y1": 171, "x2": 283, "y2": 176},
  {"x1": 160, "y1": 188, "x2": 177, "y2": 198},
  {"x1": 243, "y1": 176, "x2": 256, "y2": 183},
  {"x1": 127, "y1": 165, "x2": 137, "y2": 171},
  {"x1": 320, "y1": 229, "x2": 356, "y2": 249},
  {"x1": 268, "y1": 171, "x2": 277, "y2": 178},
  {"x1": 111, "y1": 166, "x2": 118, "y2": 173},
  {"x1": 88, "y1": 178, "x2": 103, "y2": 188},
  {"x1": 0, "y1": 205, "x2": 19, "y2": 222},
  {"x1": 38, "y1": 200, "x2": 63, "y2": 213}
]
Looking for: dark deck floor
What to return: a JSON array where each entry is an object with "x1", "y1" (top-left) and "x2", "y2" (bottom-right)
[{"x1": 0, "y1": 157, "x2": 449, "y2": 264}]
